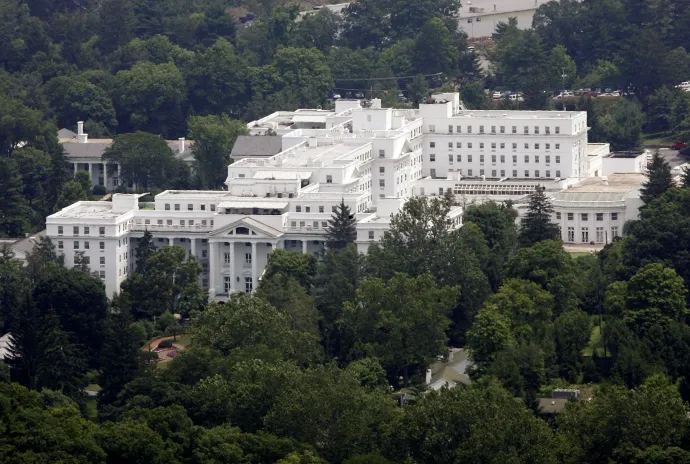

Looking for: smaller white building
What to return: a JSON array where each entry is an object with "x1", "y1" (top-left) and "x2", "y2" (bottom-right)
[{"x1": 457, "y1": 0, "x2": 554, "y2": 38}]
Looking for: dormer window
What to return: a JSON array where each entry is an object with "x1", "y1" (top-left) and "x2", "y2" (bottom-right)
[{"x1": 236, "y1": 227, "x2": 249, "y2": 235}]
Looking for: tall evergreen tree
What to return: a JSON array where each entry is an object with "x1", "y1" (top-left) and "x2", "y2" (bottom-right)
[
  {"x1": 640, "y1": 150, "x2": 673, "y2": 204},
  {"x1": 135, "y1": 229, "x2": 156, "y2": 273},
  {"x1": 0, "y1": 158, "x2": 29, "y2": 238},
  {"x1": 325, "y1": 199, "x2": 357, "y2": 250},
  {"x1": 681, "y1": 166, "x2": 690, "y2": 188},
  {"x1": 519, "y1": 186, "x2": 559, "y2": 247}
]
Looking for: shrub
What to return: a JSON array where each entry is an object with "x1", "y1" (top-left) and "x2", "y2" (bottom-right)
[
  {"x1": 92, "y1": 184, "x2": 107, "y2": 196},
  {"x1": 158, "y1": 339, "x2": 174, "y2": 349}
]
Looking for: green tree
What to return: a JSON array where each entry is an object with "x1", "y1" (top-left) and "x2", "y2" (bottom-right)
[
  {"x1": 114, "y1": 61, "x2": 186, "y2": 136},
  {"x1": 98, "y1": 418, "x2": 175, "y2": 464},
  {"x1": 135, "y1": 229, "x2": 156, "y2": 272},
  {"x1": 413, "y1": 18, "x2": 457, "y2": 75},
  {"x1": 256, "y1": 273, "x2": 320, "y2": 336},
  {"x1": 291, "y1": 9, "x2": 342, "y2": 52},
  {"x1": 103, "y1": 131, "x2": 184, "y2": 191},
  {"x1": 262, "y1": 249, "x2": 317, "y2": 290},
  {"x1": 343, "y1": 273, "x2": 458, "y2": 385},
  {"x1": 44, "y1": 76, "x2": 117, "y2": 130},
  {"x1": 325, "y1": 199, "x2": 357, "y2": 250},
  {"x1": 188, "y1": 114, "x2": 248, "y2": 189},
  {"x1": 406, "y1": 74, "x2": 429, "y2": 105},
  {"x1": 55, "y1": 179, "x2": 89, "y2": 210},
  {"x1": 519, "y1": 187, "x2": 560, "y2": 246},
  {"x1": 554, "y1": 309, "x2": 592, "y2": 379},
  {"x1": 640, "y1": 150, "x2": 672, "y2": 205},
  {"x1": 599, "y1": 98, "x2": 645, "y2": 152},
  {"x1": 0, "y1": 158, "x2": 29, "y2": 237}
]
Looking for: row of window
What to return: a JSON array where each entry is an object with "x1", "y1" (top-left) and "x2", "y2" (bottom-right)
[
  {"x1": 557, "y1": 212, "x2": 619, "y2": 221},
  {"x1": 295, "y1": 205, "x2": 336, "y2": 213},
  {"x1": 143, "y1": 218, "x2": 212, "y2": 226},
  {"x1": 566, "y1": 226, "x2": 619, "y2": 243},
  {"x1": 429, "y1": 124, "x2": 562, "y2": 135},
  {"x1": 164, "y1": 203, "x2": 217, "y2": 212},
  {"x1": 432, "y1": 154, "x2": 562, "y2": 164},
  {"x1": 59, "y1": 240, "x2": 106, "y2": 250},
  {"x1": 433, "y1": 169, "x2": 562, "y2": 178},
  {"x1": 58, "y1": 226, "x2": 105, "y2": 236},
  {"x1": 430, "y1": 141, "x2": 562, "y2": 150}
]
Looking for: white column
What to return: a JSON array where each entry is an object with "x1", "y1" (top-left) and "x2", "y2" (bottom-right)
[
  {"x1": 117, "y1": 164, "x2": 122, "y2": 187},
  {"x1": 209, "y1": 242, "x2": 217, "y2": 296},
  {"x1": 302, "y1": 240, "x2": 308, "y2": 254},
  {"x1": 88, "y1": 163, "x2": 93, "y2": 185},
  {"x1": 190, "y1": 238, "x2": 196, "y2": 257},
  {"x1": 276, "y1": 239, "x2": 283, "y2": 249},
  {"x1": 229, "y1": 242, "x2": 235, "y2": 293},
  {"x1": 251, "y1": 242, "x2": 257, "y2": 293},
  {"x1": 73, "y1": 163, "x2": 78, "y2": 175}
]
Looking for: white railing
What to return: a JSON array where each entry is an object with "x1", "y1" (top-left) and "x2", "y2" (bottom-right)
[{"x1": 130, "y1": 223, "x2": 213, "y2": 232}]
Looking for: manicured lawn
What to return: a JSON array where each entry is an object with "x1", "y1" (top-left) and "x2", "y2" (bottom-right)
[
  {"x1": 642, "y1": 132, "x2": 675, "y2": 147},
  {"x1": 569, "y1": 252, "x2": 591, "y2": 258},
  {"x1": 85, "y1": 398, "x2": 98, "y2": 422},
  {"x1": 85, "y1": 384, "x2": 102, "y2": 392},
  {"x1": 583, "y1": 317, "x2": 606, "y2": 356}
]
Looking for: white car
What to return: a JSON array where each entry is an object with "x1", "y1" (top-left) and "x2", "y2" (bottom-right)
[
  {"x1": 333, "y1": 94, "x2": 341, "y2": 100},
  {"x1": 509, "y1": 94, "x2": 524, "y2": 102},
  {"x1": 677, "y1": 81, "x2": 690, "y2": 90},
  {"x1": 492, "y1": 91, "x2": 502, "y2": 99}
]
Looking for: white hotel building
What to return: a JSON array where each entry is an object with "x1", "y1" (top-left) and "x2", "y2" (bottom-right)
[{"x1": 46, "y1": 93, "x2": 643, "y2": 299}]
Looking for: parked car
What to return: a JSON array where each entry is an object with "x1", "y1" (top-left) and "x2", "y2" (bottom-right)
[
  {"x1": 354, "y1": 91, "x2": 364, "y2": 99},
  {"x1": 672, "y1": 141, "x2": 687, "y2": 150},
  {"x1": 468, "y1": 46, "x2": 475, "y2": 52},
  {"x1": 332, "y1": 93, "x2": 341, "y2": 100},
  {"x1": 492, "y1": 91, "x2": 502, "y2": 99},
  {"x1": 676, "y1": 81, "x2": 690, "y2": 90}
]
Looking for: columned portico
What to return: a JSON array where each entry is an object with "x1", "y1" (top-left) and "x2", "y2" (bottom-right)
[{"x1": 209, "y1": 241, "x2": 218, "y2": 296}]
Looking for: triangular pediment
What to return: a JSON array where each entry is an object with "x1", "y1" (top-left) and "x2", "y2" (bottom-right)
[{"x1": 209, "y1": 216, "x2": 283, "y2": 239}]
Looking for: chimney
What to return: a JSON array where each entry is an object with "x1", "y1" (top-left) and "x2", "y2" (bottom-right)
[
  {"x1": 178, "y1": 137, "x2": 185, "y2": 153},
  {"x1": 77, "y1": 121, "x2": 88, "y2": 143}
]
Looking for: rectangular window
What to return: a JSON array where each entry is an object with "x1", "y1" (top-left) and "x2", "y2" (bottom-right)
[
  {"x1": 596, "y1": 213, "x2": 604, "y2": 221},
  {"x1": 555, "y1": 127, "x2": 560, "y2": 134},
  {"x1": 512, "y1": 155, "x2": 517, "y2": 163},
  {"x1": 84, "y1": 242, "x2": 90, "y2": 250},
  {"x1": 430, "y1": 154, "x2": 436, "y2": 162},
  {"x1": 596, "y1": 227, "x2": 604, "y2": 243},
  {"x1": 100, "y1": 257, "x2": 105, "y2": 265},
  {"x1": 99, "y1": 227, "x2": 105, "y2": 236},
  {"x1": 456, "y1": 125, "x2": 462, "y2": 133},
  {"x1": 582, "y1": 227, "x2": 589, "y2": 243},
  {"x1": 368, "y1": 231, "x2": 374, "y2": 240},
  {"x1": 468, "y1": 155, "x2": 473, "y2": 162},
  {"x1": 500, "y1": 170, "x2": 505, "y2": 177},
  {"x1": 379, "y1": 149, "x2": 385, "y2": 157},
  {"x1": 512, "y1": 170, "x2": 517, "y2": 177},
  {"x1": 379, "y1": 179, "x2": 385, "y2": 187},
  {"x1": 500, "y1": 143, "x2": 505, "y2": 149},
  {"x1": 468, "y1": 143, "x2": 473, "y2": 149},
  {"x1": 581, "y1": 213, "x2": 589, "y2": 221},
  {"x1": 319, "y1": 206, "x2": 324, "y2": 213},
  {"x1": 99, "y1": 271, "x2": 105, "y2": 279},
  {"x1": 555, "y1": 144, "x2": 560, "y2": 150},
  {"x1": 245, "y1": 253, "x2": 252, "y2": 264},
  {"x1": 74, "y1": 241, "x2": 79, "y2": 249},
  {"x1": 245, "y1": 277, "x2": 253, "y2": 293},
  {"x1": 430, "y1": 143, "x2": 435, "y2": 149},
  {"x1": 535, "y1": 170, "x2": 540, "y2": 177},
  {"x1": 210, "y1": 204, "x2": 216, "y2": 211},
  {"x1": 611, "y1": 213, "x2": 618, "y2": 221},
  {"x1": 568, "y1": 227, "x2": 575, "y2": 242},
  {"x1": 174, "y1": 204, "x2": 180, "y2": 211},
  {"x1": 524, "y1": 143, "x2": 529, "y2": 149},
  {"x1": 480, "y1": 154, "x2": 485, "y2": 163},
  {"x1": 326, "y1": 175, "x2": 333, "y2": 183},
  {"x1": 535, "y1": 156, "x2": 540, "y2": 163},
  {"x1": 480, "y1": 169, "x2": 485, "y2": 176},
  {"x1": 456, "y1": 154, "x2": 462, "y2": 162},
  {"x1": 534, "y1": 126, "x2": 539, "y2": 134},
  {"x1": 491, "y1": 143, "x2": 496, "y2": 150},
  {"x1": 58, "y1": 226, "x2": 63, "y2": 235},
  {"x1": 546, "y1": 170, "x2": 551, "y2": 177},
  {"x1": 535, "y1": 144, "x2": 540, "y2": 150},
  {"x1": 187, "y1": 204, "x2": 193, "y2": 211},
  {"x1": 201, "y1": 204, "x2": 206, "y2": 211},
  {"x1": 448, "y1": 142, "x2": 453, "y2": 148},
  {"x1": 524, "y1": 126, "x2": 529, "y2": 134},
  {"x1": 467, "y1": 126, "x2": 472, "y2": 134},
  {"x1": 73, "y1": 226, "x2": 79, "y2": 235},
  {"x1": 468, "y1": 169, "x2": 473, "y2": 176},
  {"x1": 491, "y1": 155, "x2": 496, "y2": 163},
  {"x1": 456, "y1": 142, "x2": 462, "y2": 148},
  {"x1": 556, "y1": 212, "x2": 561, "y2": 219},
  {"x1": 612, "y1": 226, "x2": 619, "y2": 238},
  {"x1": 545, "y1": 127, "x2": 551, "y2": 135},
  {"x1": 524, "y1": 155, "x2": 529, "y2": 163},
  {"x1": 448, "y1": 125, "x2": 453, "y2": 133},
  {"x1": 556, "y1": 170, "x2": 561, "y2": 177},
  {"x1": 491, "y1": 126, "x2": 496, "y2": 134},
  {"x1": 500, "y1": 155, "x2": 505, "y2": 163},
  {"x1": 84, "y1": 227, "x2": 90, "y2": 235},
  {"x1": 58, "y1": 240, "x2": 63, "y2": 249},
  {"x1": 491, "y1": 170, "x2": 497, "y2": 177},
  {"x1": 512, "y1": 126, "x2": 517, "y2": 134},
  {"x1": 379, "y1": 167, "x2": 385, "y2": 174},
  {"x1": 500, "y1": 126, "x2": 505, "y2": 133},
  {"x1": 545, "y1": 155, "x2": 551, "y2": 163},
  {"x1": 568, "y1": 213, "x2": 574, "y2": 220},
  {"x1": 296, "y1": 206, "x2": 302, "y2": 212},
  {"x1": 449, "y1": 154, "x2": 454, "y2": 163},
  {"x1": 429, "y1": 125, "x2": 435, "y2": 133},
  {"x1": 480, "y1": 143, "x2": 485, "y2": 149},
  {"x1": 167, "y1": 220, "x2": 173, "y2": 225},
  {"x1": 524, "y1": 170, "x2": 530, "y2": 177},
  {"x1": 512, "y1": 143, "x2": 517, "y2": 150},
  {"x1": 99, "y1": 241, "x2": 104, "y2": 250},
  {"x1": 546, "y1": 144, "x2": 551, "y2": 150}
]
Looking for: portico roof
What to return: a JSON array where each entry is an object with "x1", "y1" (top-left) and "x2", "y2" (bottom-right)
[{"x1": 210, "y1": 217, "x2": 284, "y2": 239}]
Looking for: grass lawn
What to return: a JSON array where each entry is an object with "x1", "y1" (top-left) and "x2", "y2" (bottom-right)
[
  {"x1": 583, "y1": 316, "x2": 606, "y2": 356},
  {"x1": 85, "y1": 384, "x2": 102, "y2": 392},
  {"x1": 569, "y1": 252, "x2": 591, "y2": 258},
  {"x1": 85, "y1": 398, "x2": 98, "y2": 422},
  {"x1": 642, "y1": 131, "x2": 676, "y2": 146}
]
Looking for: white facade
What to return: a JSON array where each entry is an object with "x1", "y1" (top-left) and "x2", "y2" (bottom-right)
[
  {"x1": 457, "y1": 0, "x2": 554, "y2": 39},
  {"x1": 47, "y1": 92, "x2": 639, "y2": 298}
]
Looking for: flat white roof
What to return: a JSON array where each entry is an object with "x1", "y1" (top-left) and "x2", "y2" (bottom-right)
[
  {"x1": 218, "y1": 200, "x2": 288, "y2": 209},
  {"x1": 452, "y1": 110, "x2": 584, "y2": 120},
  {"x1": 49, "y1": 202, "x2": 124, "y2": 219}
]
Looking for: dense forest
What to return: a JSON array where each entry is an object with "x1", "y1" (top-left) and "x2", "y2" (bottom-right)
[{"x1": 4, "y1": 0, "x2": 690, "y2": 462}]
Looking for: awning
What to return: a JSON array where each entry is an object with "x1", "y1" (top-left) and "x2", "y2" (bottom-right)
[{"x1": 218, "y1": 200, "x2": 288, "y2": 210}]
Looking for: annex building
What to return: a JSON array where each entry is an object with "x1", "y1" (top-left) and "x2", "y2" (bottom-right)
[{"x1": 47, "y1": 92, "x2": 644, "y2": 299}]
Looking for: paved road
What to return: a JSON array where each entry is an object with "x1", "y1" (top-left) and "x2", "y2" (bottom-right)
[{"x1": 657, "y1": 148, "x2": 685, "y2": 168}]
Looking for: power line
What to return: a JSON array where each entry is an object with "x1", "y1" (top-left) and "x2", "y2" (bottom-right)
[{"x1": 333, "y1": 72, "x2": 443, "y2": 82}]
